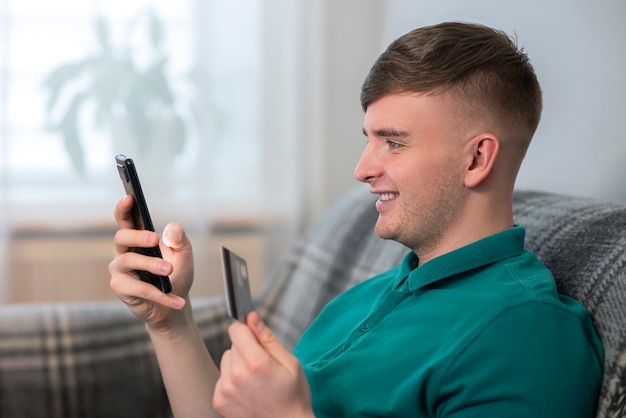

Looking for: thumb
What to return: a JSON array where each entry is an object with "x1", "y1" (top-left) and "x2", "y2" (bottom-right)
[
  {"x1": 247, "y1": 312, "x2": 295, "y2": 371},
  {"x1": 161, "y1": 222, "x2": 191, "y2": 251},
  {"x1": 159, "y1": 221, "x2": 194, "y2": 295}
]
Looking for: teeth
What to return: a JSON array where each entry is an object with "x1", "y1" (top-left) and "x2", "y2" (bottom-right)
[{"x1": 379, "y1": 193, "x2": 398, "y2": 201}]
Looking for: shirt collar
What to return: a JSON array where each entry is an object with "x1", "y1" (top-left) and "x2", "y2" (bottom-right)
[{"x1": 394, "y1": 226, "x2": 526, "y2": 291}]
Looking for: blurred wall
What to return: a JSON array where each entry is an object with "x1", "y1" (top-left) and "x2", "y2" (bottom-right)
[
  {"x1": 384, "y1": 0, "x2": 626, "y2": 202},
  {"x1": 301, "y1": 0, "x2": 626, "y2": 226},
  {"x1": 296, "y1": 1, "x2": 386, "y2": 227}
]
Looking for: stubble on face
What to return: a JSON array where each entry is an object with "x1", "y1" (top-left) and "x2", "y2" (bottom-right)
[{"x1": 374, "y1": 159, "x2": 465, "y2": 258}]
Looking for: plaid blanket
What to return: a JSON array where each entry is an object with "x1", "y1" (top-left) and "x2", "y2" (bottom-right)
[
  {"x1": 0, "y1": 298, "x2": 232, "y2": 418},
  {"x1": 0, "y1": 302, "x2": 168, "y2": 417},
  {"x1": 0, "y1": 187, "x2": 624, "y2": 418}
]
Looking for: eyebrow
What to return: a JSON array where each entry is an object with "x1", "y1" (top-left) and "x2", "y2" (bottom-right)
[{"x1": 362, "y1": 127, "x2": 409, "y2": 138}]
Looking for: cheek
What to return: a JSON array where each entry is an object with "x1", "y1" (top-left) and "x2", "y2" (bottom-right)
[
  {"x1": 400, "y1": 155, "x2": 457, "y2": 188},
  {"x1": 402, "y1": 158, "x2": 463, "y2": 205},
  {"x1": 429, "y1": 152, "x2": 466, "y2": 184}
]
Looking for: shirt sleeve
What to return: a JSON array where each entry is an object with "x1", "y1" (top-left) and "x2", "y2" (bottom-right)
[{"x1": 433, "y1": 301, "x2": 603, "y2": 418}]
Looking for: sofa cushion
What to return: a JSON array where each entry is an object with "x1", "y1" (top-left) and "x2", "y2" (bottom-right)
[
  {"x1": 512, "y1": 190, "x2": 626, "y2": 417},
  {"x1": 0, "y1": 302, "x2": 170, "y2": 418}
]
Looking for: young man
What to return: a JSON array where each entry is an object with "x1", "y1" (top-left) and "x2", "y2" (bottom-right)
[{"x1": 110, "y1": 22, "x2": 603, "y2": 417}]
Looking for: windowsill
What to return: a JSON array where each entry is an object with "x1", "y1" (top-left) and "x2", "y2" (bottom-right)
[{"x1": 0, "y1": 209, "x2": 295, "y2": 304}]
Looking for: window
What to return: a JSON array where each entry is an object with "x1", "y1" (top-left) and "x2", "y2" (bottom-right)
[
  {"x1": 0, "y1": 0, "x2": 287, "y2": 225},
  {"x1": 0, "y1": 0, "x2": 303, "y2": 302}
]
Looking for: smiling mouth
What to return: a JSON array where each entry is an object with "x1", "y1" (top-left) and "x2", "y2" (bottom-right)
[{"x1": 378, "y1": 193, "x2": 399, "y2": 201}]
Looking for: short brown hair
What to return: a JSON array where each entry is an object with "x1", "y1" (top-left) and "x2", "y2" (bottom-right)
[{"x1": 361, "y1": 22, "x2": 542, "y2": 136}]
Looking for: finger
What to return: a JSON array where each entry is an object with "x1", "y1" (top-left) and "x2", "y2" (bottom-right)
[
  {"x1": 246, "y1": 312, "x2": 297, "y2": 372},
  {"x1": 159, "y1": 222, "x2": 194, "y2": 286},
  {"x1": 227, "y1": 320, "x2": 267, "y2": 362},
  {"x1": 111, "y1": 250, "x2": 172, "y2": 277},
  {"x1": 110, "y1": 272, "x2": 184, "y2": 309},
  {"x1": 228, "y1": 313, "x2": 295, "y2": 374},
  {"x1": 161, "y1": 222, "x2": 190, "y2": 250},
  {"x1": 214, "y1": 348, "x2": 239, "y2": 414},
  {"x1": 215, "y1": 347, "x2": 244, "y2": 402},
  {"x1": 221, "y1": 330, "x2": 261, "y2": 393},
  {"x1": 113, "y1": 228, "x2": 160, "y2": 256},
  {"x1": 113, "y1": 195, "x2": 137, "y2": 228},
  {"x1": 109, "y1": 258, "x2": 184, "y2": 310},
  {"x1": 219, "y1": 348, "x2": 232, "y2": 376}
]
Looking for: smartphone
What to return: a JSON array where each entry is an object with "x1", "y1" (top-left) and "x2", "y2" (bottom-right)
[
  {"x1": 220, "y1": 246, "x2": 254, "y2": 322},
  {"x1": 115, "y1": 154, "x2": 172, "y2": 293}
]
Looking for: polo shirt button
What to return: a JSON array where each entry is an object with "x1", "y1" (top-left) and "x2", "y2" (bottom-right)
[{"x1": 361, "y1": 324, "x2": 370, "y2": 332}]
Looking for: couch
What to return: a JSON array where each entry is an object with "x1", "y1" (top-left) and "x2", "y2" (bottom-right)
[{"x1": 0, "y1": 187, "x2": 624, "y2": 417}]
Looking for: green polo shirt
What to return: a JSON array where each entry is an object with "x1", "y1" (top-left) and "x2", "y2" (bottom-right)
[{"x1": 294, "y1": 226, "x2": 603, "y2": 417}]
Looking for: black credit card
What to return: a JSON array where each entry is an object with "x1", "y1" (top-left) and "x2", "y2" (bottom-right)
[{"x1": 220, "y1": 246, "x2": 254, "y2": 322}]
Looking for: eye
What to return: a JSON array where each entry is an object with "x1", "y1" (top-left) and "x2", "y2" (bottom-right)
[{"x1": 387, "y1": 140, "x2": 401, "y2": 149}]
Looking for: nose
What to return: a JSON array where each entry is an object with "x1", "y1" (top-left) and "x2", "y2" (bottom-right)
[{"x1": 354, "y1": 143, "x2": 379, "y2": 183}]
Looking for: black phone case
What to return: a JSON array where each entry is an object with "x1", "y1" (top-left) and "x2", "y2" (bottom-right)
[{"x1": 115, "y1": 154, "x2": 172, "y2": 293}]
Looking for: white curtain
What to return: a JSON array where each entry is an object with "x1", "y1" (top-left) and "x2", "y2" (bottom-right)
[{"x1": 2, "y1": 0, "x2": 623, "y2": 301}]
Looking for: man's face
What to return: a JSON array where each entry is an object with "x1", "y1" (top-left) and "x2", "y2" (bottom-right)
[{"x1": 355, "y1": 92, "x2": 468, "y2": 257}]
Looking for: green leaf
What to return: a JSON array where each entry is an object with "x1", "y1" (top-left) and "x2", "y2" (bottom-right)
[
  {"x1": 148, "y1": 12, "x2": 164, "y2": 50},
  {"x1": 125, "y1": 99, "x2": 151, "y2": 155},
  {"x1": 41, "y1": 9, "x2": 188, "y2": 176},
  {"x1": 144, "y1": 58, "x2": 175, "y2": 104},
  {"x1": 42, "y1": 60, "x2": 90, "y2": 113},
  {"x1": 95, "y1": 15, "x2": 111, "y2": 53},
  {"x1": 170, "y1": 114, "x2": 187, "y2": 155},
  {"x1": 57, "y1": 93, "x2": 88, "y2": 176}
]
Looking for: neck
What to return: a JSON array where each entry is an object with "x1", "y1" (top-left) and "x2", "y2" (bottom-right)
[{"x1": 415, "y1": 191, "x2": 514, "y2": 266}]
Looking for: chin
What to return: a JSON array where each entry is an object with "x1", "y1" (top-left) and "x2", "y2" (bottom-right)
[{"x1": 374, "y1": 222, "x2": 396, "y2": 242}]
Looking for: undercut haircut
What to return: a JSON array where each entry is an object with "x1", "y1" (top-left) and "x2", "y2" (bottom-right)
[{"x1": 361, "y1": 22, "x2": 543, "y2": 136}]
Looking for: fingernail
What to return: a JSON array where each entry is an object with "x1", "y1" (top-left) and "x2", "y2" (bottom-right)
[
  {"x1": 158, "y1": 262, "x2": 170, "y2": 274},
  {"x1": 249, "y1": 312, "x2": 262, "y2": 330},
  {"x1": 163, "y1": 228, "x2": 181, "y2": 243},
  {"x1": 172, "y1": 297, "x2": 185, "y2": 309},
  {"x1": 143, "y1": 232, "x2": 155, "y2": 244}
]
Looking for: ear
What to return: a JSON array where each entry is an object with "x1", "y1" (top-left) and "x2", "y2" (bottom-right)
[{"x1": 464, "y1": 134, "x2": 499, "y2": 188}]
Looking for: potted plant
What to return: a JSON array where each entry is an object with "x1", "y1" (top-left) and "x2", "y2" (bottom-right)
[{"x1": 42, "y1": 10, "x2": 187, "y2": 177}]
